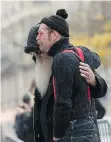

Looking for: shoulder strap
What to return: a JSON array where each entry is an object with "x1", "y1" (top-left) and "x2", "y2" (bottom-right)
[
  {"x1": 62, "y1": 49, "x2": 83, "y2": 62},
  {"x1": 53, "y1": 77, "x2": 56, "y2": 100},
  {"x1": 76, "y1": 47, "x2": 91, "y2": 100},
  {"x1": 76, "y1": 47, "x2": 84, "y2": 62}
]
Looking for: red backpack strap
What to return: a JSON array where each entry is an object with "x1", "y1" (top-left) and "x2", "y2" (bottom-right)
[
  {"x1": 76, "y1": 47, "x2": 91, "y2": 101},
  {"x1": 76, "y1": 47, "x2": 84, "y2": 62},
  {"x1": 87, "y1": 87, "x2": 91, "y2": 100},
  {"x1": 53, "y1": 76, "x2": 56, "y2": 100},
  {"x1": 62, "y1": 49, "x2": 84, "y2": 62},
  {"x1": 62, "y1": 49, "x2": 77, "y2": 55}
]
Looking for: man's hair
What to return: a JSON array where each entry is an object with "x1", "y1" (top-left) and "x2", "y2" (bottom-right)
[{"x1": 22, "y1": 94, "x2": 30, "y2": 104}]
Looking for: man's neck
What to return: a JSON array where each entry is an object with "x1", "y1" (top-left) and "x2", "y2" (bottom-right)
[{"x1": 48, "y1": 38, "x2": 70, "y2": 57}]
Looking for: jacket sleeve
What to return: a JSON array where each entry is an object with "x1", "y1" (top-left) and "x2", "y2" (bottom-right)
[
  {"x1": 52, "y1": 53, "x2": 77, "y2": 138},
  {"x1": 78, "y1": 46, "x2": 101, "y2": 69},
  {"x1": 95, "y1": 99, "x2": 106, "y2": 119},
  {"x1": 90, "y1": 72, "x2": 108, "y2": 98}
]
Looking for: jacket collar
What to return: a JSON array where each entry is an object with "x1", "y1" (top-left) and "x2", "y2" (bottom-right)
[{"x1": 48, "y1": 38, "x2": 72, "y2": 57}]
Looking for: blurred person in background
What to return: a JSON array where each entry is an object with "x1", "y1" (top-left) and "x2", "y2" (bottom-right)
[
  {"x1": 24, "y1": 9, "x2": 107, "y2": 142},
  {"x1": 14, "y1": 80, "x2": 36, "y2": 142}
]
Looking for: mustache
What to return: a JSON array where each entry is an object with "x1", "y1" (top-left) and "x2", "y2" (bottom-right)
[{"x1": 36, "y1": 39, "x2": 41, "y2": 44}]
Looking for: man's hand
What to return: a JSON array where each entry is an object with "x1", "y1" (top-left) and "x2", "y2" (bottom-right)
[
  {"x1": 79, "y1": 62, "x2": 96, "y2": 86},
  {"x1": 53, "y1": 137, "x2": 64, "y2": 141}
]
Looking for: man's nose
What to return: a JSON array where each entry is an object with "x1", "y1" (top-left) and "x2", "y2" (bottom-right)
[{"x1": 36, "y1": 32, "x2": 40, "y2": 41}]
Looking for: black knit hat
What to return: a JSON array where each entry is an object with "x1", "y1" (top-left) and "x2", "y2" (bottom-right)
[
  {"x1": 24, "y1": 24, "x2": 41, "y2": 54},
  {"x1": 40, "y1": 9, "x2": 69, "y2": 37}
]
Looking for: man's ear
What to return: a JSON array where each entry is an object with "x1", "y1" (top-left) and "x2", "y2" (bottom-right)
[{"x1": 53, "y1": 30, "x2": 60, "y2": 40}]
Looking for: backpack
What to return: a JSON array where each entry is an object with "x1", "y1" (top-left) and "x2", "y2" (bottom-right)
[{"x1": 52, "y1": 47, "x2": 91, "y2": 101}]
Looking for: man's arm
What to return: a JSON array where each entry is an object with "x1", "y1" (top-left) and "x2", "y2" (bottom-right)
[
  {"x1": 52, "y1": 53, "x2": 77, "y2": 139},
  {"x1": 79, "y1": 62, "x2": 107, "y2": 98},
  {"x1": 90, "y1": 72, "x2": 107, "y2": 98}
]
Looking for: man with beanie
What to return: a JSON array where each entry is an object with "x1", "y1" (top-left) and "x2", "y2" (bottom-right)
[
  {"x1": 35, "y1": 9, "x2": 107, "y2": 142},
  {"x1": 24, "y1": 19, "x2": 107, "y2": 142}
]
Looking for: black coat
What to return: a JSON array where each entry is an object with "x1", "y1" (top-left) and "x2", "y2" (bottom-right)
[
  {"x1": 33, "y1": 39, "x2": 107, "y2": 142},
  {"x1": 34, "y1": 77, "x2": 54, "y2": 142}
]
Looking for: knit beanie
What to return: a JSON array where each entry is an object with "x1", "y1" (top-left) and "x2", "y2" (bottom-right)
[{"x1": 40, "y1": 9, "x2": 69, "y2": 37}]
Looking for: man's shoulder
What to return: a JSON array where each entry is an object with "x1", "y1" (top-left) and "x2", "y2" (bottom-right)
[
  {"x1": 53, "y1": 51, "x2": 80, "y2": 67},
  {"x1": 55, "y1": 50, "x2": 79, "y2": 60}
]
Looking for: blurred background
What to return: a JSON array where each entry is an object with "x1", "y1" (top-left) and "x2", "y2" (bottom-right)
[{"x1": 1, "y1": 1, "x2": 111, "y2": 142}]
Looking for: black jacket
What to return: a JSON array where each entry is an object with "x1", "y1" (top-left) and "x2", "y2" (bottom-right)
[
  {"x1": 95, "y1": 99, "x2": 106, "y2": 119},
  {"x1": 33, "y1": 38, "x2": 107, "y2": 142}
]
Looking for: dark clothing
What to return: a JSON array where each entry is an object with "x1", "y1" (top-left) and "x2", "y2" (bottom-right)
[
  {"x1": 55, "y1": 117, "x2": 98, "y2": 142},
  {"x1": 52, "y1": 51, "x2": 91, "y2": 137},
  {"x1": 90, "y1": 73, "x2": 107, "y2": 142},
  {"x1": 48, "y1": 38, "x2": 99, "y2": 138},
  {"x1": 90, "y1": 72, "x2": 107, "y2": 98},
  {"x1": 15, "y1": 109, "x2": 34, "y2": 142},
  {"x1": 23, "y1": 110, "x2": 34, "y2": 142},
  {"x1": 33, "y1": 39, "x2": 107, "y2": 142},
  {"x1": 24, "y1": 133, "x2": 34, "y2": 142},
  {"x1": 95, "y1": 99, "x2": 106, "y2": 119},
  {"x1": 89, "y1": 72, "x2": 107, "y2": 122},
  {"x1": 34, "y1": 79, "x2": 54, "y2": 142},
  {"x1": 90, "y1": 98, "x2": 101, "y2": 142}
]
